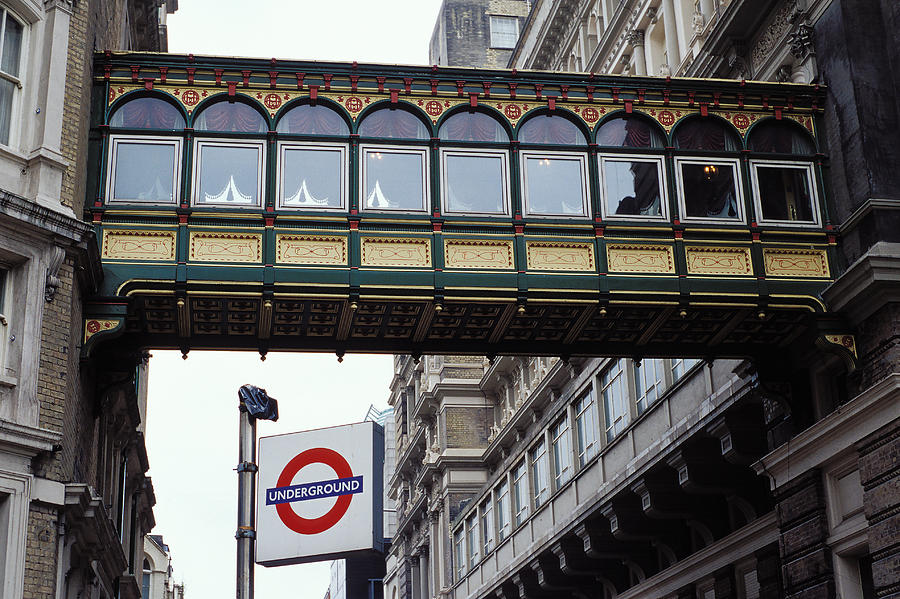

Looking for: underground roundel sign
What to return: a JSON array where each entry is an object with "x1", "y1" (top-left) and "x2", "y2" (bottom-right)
[{"x1": 256, "y1": 421, "x2": 384, "y2": 567}]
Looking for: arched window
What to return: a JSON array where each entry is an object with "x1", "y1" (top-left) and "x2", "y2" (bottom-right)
[
  {"x1": 596, "y1": 116, "x2": 668, "y2": 220},
  {"x1": 748, "y1": 120, "x2": 820, "y2": 225},
  {"x1": 141, "y1": 558, "x2": 152, "y2": 598},
  {"x1": 359, "y1": 108, "x2": 430, "y2": 212},
  {"x1": 192, "y1": 102, "x2": 267, "y2": 207},
  {"x1": 276, "y1": 104, "x2": 349, "y2": 211},
  {"x1": 673, "y1": 117, "x2": 744, "y2": 222},
  {"x1": 439, "y1": 112, "x2": 510, "y2": 215},
  {"x1": 518, "y1": 114, "x2": 589, "y2": 217},
  {"x1": 276, "y1": 104, "x2": 349, "y2": 136},
  {"x1": 106, "y1": 97, "x2": 183, "y2": 205}
]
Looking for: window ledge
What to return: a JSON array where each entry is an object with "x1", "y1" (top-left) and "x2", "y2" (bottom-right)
[{"x1": 0, "y1": 373, "x2": 17, "y2": 388}]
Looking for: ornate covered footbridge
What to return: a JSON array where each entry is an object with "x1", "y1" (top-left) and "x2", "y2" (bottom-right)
[{"x1": 84, "y1": 53, "x2": 854, "y2": 369}]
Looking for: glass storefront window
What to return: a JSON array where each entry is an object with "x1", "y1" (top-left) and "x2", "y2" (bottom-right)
[{"x1": 107, "y1": 137, "x2": 180, "y2": 204}]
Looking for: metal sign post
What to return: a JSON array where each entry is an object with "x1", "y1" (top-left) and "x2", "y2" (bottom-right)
[{"x1": 236, "y1": 385, "x2": 279, "y2": 599}]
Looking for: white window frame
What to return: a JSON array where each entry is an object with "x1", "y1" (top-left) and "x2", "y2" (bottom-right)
[
  {"x1": 511, "y1": 459, "x2": 529, "y2": 526},
  {"x1": 453, "y1": 527, "x2": 466, "y2": 580},
  {"x1": 0, "y1": 472, "x2": 30, "y2": 599},
  {"x1": 574, "y1": 388, "x2": 599, "y2": 467},
  {"x1": 598, "y1": 154, "x2": 669, "y2": 221},
  {"x1": 0, "y1": 7, "x2": 27, "y2": 148},
  {"x1": 439, "y1": 148, "x2": 510, "y2": 216},
  {"x1": 601, "y1": 358, "x2": 630, "y2": 442},
  {"x1": 489, "y1": 15, "x2": 519, "y2": 49},
  {"x1": 551, "y1": 415, "x2": 573, "y2": 489},
  {"x1": 480, "y1": 497, "x2": 494, "y2": 555},
  {"x1": 106, "y1": 135, "x2": 182, "y2": 205},
  {"x1": 674, "y1": 157, "x2": 746, "y2": 224},
  {"x1": 749, "y1": 160, "x2": 821, "y2": 227},
  {"x1": 192, "y1": 139, "x2": 265, "y2": 207},
  {"x1": 634, "y1": 358, "x2": 666, "y2": 414},
  {"x1": 495, "y1": 478, "x2": 511, "y2": 542},
  {"x1": 359, "y1": 144, "x2": 430, "y2": 213},
  {"x1": 466, "y1": 513, "x2": 479, "y2": 568},
  {"x1": 520, "y1": 150, "x2": 590, "y2": 218},
  {"x1": 276, "y1": 141, "x2": 348, "y2": 211},
  {"x1": 530, "y1": 437, "x2": 550, "y2": 508}
]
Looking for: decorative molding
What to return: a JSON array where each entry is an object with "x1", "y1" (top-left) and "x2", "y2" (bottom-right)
[
  {"x1": 83, "y1": 318, "x2": 123, "y2": 345},
  {"x1": 607, "y1": 244, "x2": 675, "y2": 274},
  {"x1": 44, "y1": 246, "x2": 66, "y2": 302},
  {"x1": 444, "y1": 240, "x2": 514, "y2": 270},
  {"x1": 189, "y1": 232, "x2": 262, "y2": 263},
  {"x1": 361, "y1": 237, "x2": 431, "y2": 268},
  {"x1": 763, "y1": 248, "x2": 829, "y2": 278},
  {"x1": 685, "y1": 246, "x2": 753, "y2": 276},
  {"x1": 276, "y1": 234, "x2": 347, "y2": 265},
  {"x1": 526, "y1": 241, "x2": 595, "y2": 271},
  {"x1": 101, "y1": 229, "x2": 176, "y2": 261}
]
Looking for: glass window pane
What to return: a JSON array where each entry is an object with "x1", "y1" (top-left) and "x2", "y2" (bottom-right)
[
  {"x1": 195, "y1": 103, "x2": 267, "y2": 133},
  {"x1": 524, "y1": 156, "x2": 586, "y2": 216},
  {"x1": 519, "y1": 116, "x2": 586, "y2": 145},
  {"x1": 276, "y1": 105, "x2": 348, "y2": 136},
  {"x1": 756, "y1": 166, "x2": 814, "y2": 222},
  {"x1": 197, "y1": 144, "x2": 260, "y2": 205},
  {"x1": 674, "y1": 119, "x2": 740, "y2": 151},
  {"x1": 680, "y1": 163, "x2": 740, "y2": 219},
  {"x1": 602, "y1": 359, "x2": 629, "y2": 441},
  {"x1": 635, "y1": 359, "x2": 664, "y2": 414},
  {"x1": 439, "y1": 112, "x2": 507, "y2": 142},
  {"x1": 603, "y1": 159, "x2": 662, "y2": 216},
  {"x1": 444, "y1": 153, "x2": 506, "y2": 213},
  {"x1": 110, "y1": 98, "x2": 185, "y2": 129},
  {"x1": 1, "y1": 14, "x2": 23, "y2": 77},
  {"x1": 490, "y1": 16, "x2": 518, "y2": 48},
  {"x1": 364, "y1": 150, "x2": 425, "y2": 211},
  {"x1": 281, "y1": 147, "x2": 343, "y2": 209},
  {"x1": 359, "y1": 110, "x2": 428, "y2": 139},
  {"x1": 112, "y1": 142, "x2": 177, "y2": 203},
  {"x1": 596, "y1": 117, "x2": 664, "y2": 148},
  {"x1": 0, "y1": 78, "x2": 13, "y2": 145},
  {"x1": 749, "y1": 121, "x2": 814, "y2": 154}
]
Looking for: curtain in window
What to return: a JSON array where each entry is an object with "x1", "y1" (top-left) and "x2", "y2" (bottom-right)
[
  {"x1": 596, "y1": 117, "x2": 663, "y2": 148},
  {"x1": 748, "y1": 121, "x2": 814, "y2": 154},
  {"x1": 674, "y1": 119, "x2": 739, "y2": 151},
  {"x1": 519, "y1": 116, "x2": 586, "y2": 145},
  {"x1": 112, "y1": 98, "x2": 185, "y2": 129},
  {"x1": 439, "y1": 112, "x2": 507, "y2": 142},
  {"x1": 358, "y1": 110, "x2": 428, "y2": 139},
  {"x1": 195, "y1": 103, "x2": 267, "y2": 133},
  {"x1": 277, "y1": 105, "x2": 348, "y2": 135}
]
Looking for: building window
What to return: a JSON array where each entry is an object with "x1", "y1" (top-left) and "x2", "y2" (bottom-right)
[
  {"x1": 440, "y1": 149, "x2": 510, "y2": 215},
  {"x1": 750, "y1": 161, "x2": 819, "y2": 225},
  {"x1": 0, "y1": 9, "x2": 24, "y2": 145},
  {"x1": 192, "y1": 140, "x2": 265, "y2": 206},
  {"x1": 466, "y1": 513, "x2": 479, "y2": 568},
  {"x1": 521, "y1": 151, "x2": 590, "y2": 217},
  {"x1": 672, "y1": 358, "x2": 700, "y2": 381},
  {"x1": 360, "y1": 145, "x2": 429, "y2": 212},
  {"x1": 551, "y1": 416, "x2": 572, "y2": 489},
  {"x1": 358, "y1": 108, "x2": 429, "y2": 139},
  {"x1": 453, "y1": 528, "x2": 466, "y2": 580},
  {"x1": 141, "y1": 558, "x2": 151, "y2": 598},
  {"x1": 107, "y1": 136, "x2": 182, "y2": 204},
  {"x1": 277, "y1": 142, "x2": 347, "y2": 210},
  {"x1": 635, "y1": 359, "x2": 665, "y2": 414},
  {"x1": 511, "y1": 460, "x2": 529, "y2": 526},
  {"x1": 480, "y1": 498, "x2": 494, "y2": 555},
  {"x1": 276, "y1": 103, "x2": 349, "y2": 136},
  {"x1": 109, "y1": 97, "x2": 185, "y2": 129},
  {"x1": 675, "y1": 158, "x2": 744, "y2": 222},
  {"x1": 489, "y1": 15, "x2": 519, "y2": 49},
  {"x1": 601, "y1": 359, "x2": 629, "y2": 441},
  {"x1": 599, "y1": 155, "x2": 667, "y2": 220},
  {"x1": 574, "y1": 388, "x2": 598, "y2": 467},
  {"x1": 596, "y1": 116, "x2": 665, "y2": 148},
  {"x1": 495, "y1": 479, "x2": 511, "y2": 542},
  {"x1": 193, "y1": 101, "x2": 267, "y2": 133},
  {"x1": 530, "y1": 438, "x2": 549, "y2": 508}
]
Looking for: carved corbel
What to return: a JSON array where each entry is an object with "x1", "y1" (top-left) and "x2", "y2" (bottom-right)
[{"x1": 45, "y1": 246, "x2": 65, "y2": 302}]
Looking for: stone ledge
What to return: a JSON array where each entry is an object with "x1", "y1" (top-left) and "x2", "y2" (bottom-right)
[{"x1": 823, "y1": 241, "x2": 900, "y2": 325}]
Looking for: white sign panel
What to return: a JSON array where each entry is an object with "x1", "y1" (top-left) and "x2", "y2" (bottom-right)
[{"x1": 256, "y1": 421, "x2": 384, "y2": 566}]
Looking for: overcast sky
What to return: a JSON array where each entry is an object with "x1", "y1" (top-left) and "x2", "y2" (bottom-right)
[{"x1": 146, "y1": 3, "x2": 443, "y2": 598}]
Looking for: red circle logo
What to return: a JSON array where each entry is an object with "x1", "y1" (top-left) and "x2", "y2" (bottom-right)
[
  {"x1": 275, "y1": 448, "x2": 354, "y2": 535},
  {"x1": 504, "y1": 104, "x2": 522, "y2": 120},
  {"x1": 345, "y1": 97, "x2": 363, "y2": 113},
  {"x1": 658, "y1": 110, "x2": 675, "y2": 126},
  {"x1": 732, "y1": 113, "x2": 750, "y2": 129},
  {"x1": 264, "y1": 93, "x2": 282, "y2": 110},
  {"x1": 424, "y1": 100, "x2": 443, "y2": 117},
  {"x1": 181, "y1": 90, "x2": 200, "y2": 107},
  {"x1": 582, "y1": 107, "x2": 600, "y2": 123}
]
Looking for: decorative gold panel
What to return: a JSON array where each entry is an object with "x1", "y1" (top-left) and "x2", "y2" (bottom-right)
[
  {"x1": 606, "y1": 244, "x2": 675, "y2": 274},
  {"x1": 763, "y1": 248, "x2": 830, "y2": 278},
  {"x1": 102, "y1": 229, "x2": 175, "y2": 261},
  {"x1": 445, "y1": 240, "x2": 514, "y2": 270},
  {"x1": 84, "y1": 319, "x2": 121, "y2": 343},
  {"x1": 189, "y1": 232, "x2": 262, "y2": 263},
  {"x1": 361, "y1": 237, "x2": 431, "y2": 268},
  {"x1": 685, "y1": 246, "x2": 753, "y2": 276},
  {"x1": 276, "y1": 234, "x2": 347, "y2": 265},
  {"x1": 526, "y1": 241, "x2": 595, "y2": 271},
  {"x1": 824, "y1": 334, "x2": 857, "y2": 359}
]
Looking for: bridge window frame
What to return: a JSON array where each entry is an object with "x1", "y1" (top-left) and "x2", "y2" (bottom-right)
[
  {"x1": 674, "y1": 157, "x2": 746, "y2": 224},
  {"x1": 106, "y1": 135, "x2": 182, "y2": 205},
  {"x1": 276, "y1": 141, "x2": 348, "y2": 211},
  {"x1": 520, "y1": 149, "x2": 590, "y2": 218},
  {"x1": 749, "y1": 159, "x2": 821, "y2": 227},
  {"x1": 598, "y1": 153, "x2": 669, "y2": 221},
  {"x1": 359, "y1": 144, "x2": 430, "y2": 213},
  {"x1": 439, "y1": 147, "x2": 511, "y2": 216},
  {"x1": 191, "y1": 138, "x2": 266, "y2": 208}
]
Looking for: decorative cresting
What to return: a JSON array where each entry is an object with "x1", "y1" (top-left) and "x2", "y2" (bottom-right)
[{"x1": 85, "y1": 53, "x2": 856, "y2": 369}]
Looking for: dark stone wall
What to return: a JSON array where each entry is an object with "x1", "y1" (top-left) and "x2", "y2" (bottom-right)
[{"x1": 432, "y1": 0, "x2": 530, "y2": 68}]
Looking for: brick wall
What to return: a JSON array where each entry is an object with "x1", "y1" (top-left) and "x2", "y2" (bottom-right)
[
  {"x1": 435, "y1": 0, "x2": 530, "y2": 68},
  {"x1": 23, "y1": 505, "x2": 59, "y2": 599},
  {"x1": 445, "y1": 406, "x2": 491, "y2": 448}
]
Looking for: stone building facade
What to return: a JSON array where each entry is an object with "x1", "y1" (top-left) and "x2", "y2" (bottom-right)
[
  {"x1": 383, "y1": 1, "x2": 899, "y2": 599},
  {"x1": 0, "y1": 1, "x2": 175, "y2": 598},
  {"x1": 429, "y1": 0, "x2": 532, "y2": 68}
]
